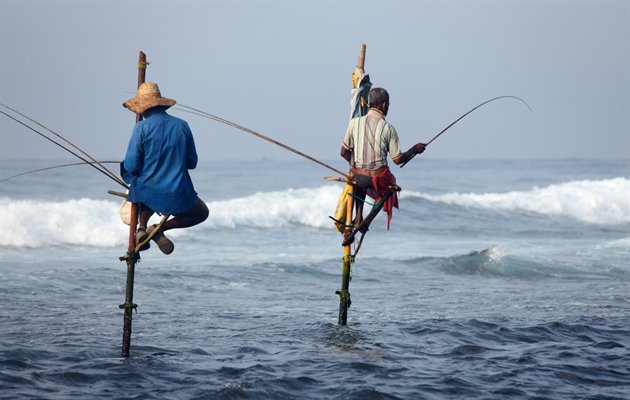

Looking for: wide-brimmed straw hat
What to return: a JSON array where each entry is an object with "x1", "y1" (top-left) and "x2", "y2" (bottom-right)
[{"x1": 123, "y1": 82, "x2": 176, "y2": 114}]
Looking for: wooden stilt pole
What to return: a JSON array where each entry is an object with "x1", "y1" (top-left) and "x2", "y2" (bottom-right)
[
  {"x1": 120, "y1": 51, "x2": 147, "y2": 358},
  {"x1": 357, "y1": 43, "x2": 366, "y2": 73},
  {"x1": 336, "y1": 43, "x2": 367, "y2": 326},
  {"x1": 120, "y1": 204, "x2": 138, "y2": 357},
  {"x1": 337, "y1": 184, "x2": 354, "y2": 325}
]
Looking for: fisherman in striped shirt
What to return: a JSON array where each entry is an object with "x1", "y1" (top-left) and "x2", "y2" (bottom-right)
[{"x1": 341, "y1": 87, "x2": 426, "y2": 231}]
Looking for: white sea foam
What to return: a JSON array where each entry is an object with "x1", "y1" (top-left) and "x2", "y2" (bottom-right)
[
  {"x1": 600, "y1": 237, "x2": 630, "y2": 250},
  {"x1": 404, "y1": 178, "x2": 630, "y2": 225},
  {"x1": 0, "y1": 186, "x2": 342, "y2": 247},
  {"x1": 1, "y1": 178, "x2": 627, "y2": 248},
  {"x1": 204, "y1": 186, "x2": 340, "y2": 229},
  {"x1": 0, "y1": 198, "x2": 128, "y2": 247}
]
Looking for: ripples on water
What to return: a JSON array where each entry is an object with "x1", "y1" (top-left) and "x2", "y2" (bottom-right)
[
  {"x1": 1, "y1": 159, "x2": 628, "y2": 399},
  {"x1": 1, "y1": 253, "x2": 628, "y2": 400}
]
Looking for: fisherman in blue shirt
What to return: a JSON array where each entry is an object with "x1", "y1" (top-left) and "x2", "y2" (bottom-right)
[{"x1": 121, "y1": 82, "x2": 209, "y2": 254}]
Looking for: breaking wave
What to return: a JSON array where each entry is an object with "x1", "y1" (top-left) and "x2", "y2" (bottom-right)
[
  {"x1": 0, "y1": 187, "x2": 341, "y2": 247},
  {"x1": 1, "y1": 178, "x2": 628, "y2": 247},
  {"x1": 0, "y1": 198, "x2": 127, "y2": 247},
  {"x1": 404, "y1": 178, "x2": 630, "y2": 225},
  {"x1": 424, "y1": 247, "x2": 630, "y2": 280},
  {"x1": 203, "y1": 186, "x2": 339, "y2": 229}
]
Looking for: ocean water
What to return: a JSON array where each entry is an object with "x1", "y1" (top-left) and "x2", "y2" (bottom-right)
[{"x1": 0, "y1": 158, "x2": 628, "y2": 399}]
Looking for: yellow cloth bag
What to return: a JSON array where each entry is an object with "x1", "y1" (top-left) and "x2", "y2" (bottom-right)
[{"x1": 333, "y1": 183, "x2": 352, "y2": 233}]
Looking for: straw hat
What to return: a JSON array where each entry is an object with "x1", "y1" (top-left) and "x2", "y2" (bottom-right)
[{"x1": 123, "y1": 82, "x2": 176, "y2": 114}]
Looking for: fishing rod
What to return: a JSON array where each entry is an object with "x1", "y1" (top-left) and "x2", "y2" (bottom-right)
[
  {"x1": 400, "y1": 95, "x2": 532, "y2": 168},
  {"x1": 0, "y1": 161, "x2": 121, "y2": 184},
  {"x1": 175, "y1": 104, "x2": 348, "y2": 178},
  {"x1": 0, "y1": 104, "x2": 128, "y2": 188}
]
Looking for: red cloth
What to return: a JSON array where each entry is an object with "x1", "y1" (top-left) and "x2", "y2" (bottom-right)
[{"x1": 368, "y1": 167, "x2": 399, "y2": 230}]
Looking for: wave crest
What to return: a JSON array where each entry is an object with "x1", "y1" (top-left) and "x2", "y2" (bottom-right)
[
  {"x1": 404, "y1": 178, "x2": 629, "y2": 225},
  {"x1": 0, "y1": 186, "x2": 342, "y2": 247},
  {"x1": 204, "y1": 186, "x2": 339, "y2": 229},
  {"x1": 436, "y1": 247, "x2": 629, "y2": 280},
  {"x1": 1, "y1": 178, "x2": 627, "y2": 248},
  {"x1": 0, "y1": 198, "x2": 127, "y2": 247}
]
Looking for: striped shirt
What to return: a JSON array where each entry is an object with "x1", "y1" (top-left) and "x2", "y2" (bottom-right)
[{"x1": 342, "y1": 109, "x2": 402, "y2": 170}]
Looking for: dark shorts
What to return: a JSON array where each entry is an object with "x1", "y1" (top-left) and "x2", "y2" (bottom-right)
[{"x1": 354, "y1": 173, "x2": 374, "y2": 190}]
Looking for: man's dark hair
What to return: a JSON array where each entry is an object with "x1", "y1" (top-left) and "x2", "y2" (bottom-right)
[{"x1": 368, "y1": 88, "x2": 389, "y2": 107}]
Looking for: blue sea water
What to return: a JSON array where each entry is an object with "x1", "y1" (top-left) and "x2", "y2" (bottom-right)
[{"x1": 0, "y1": 158, "x2": 629, "y2": 399}]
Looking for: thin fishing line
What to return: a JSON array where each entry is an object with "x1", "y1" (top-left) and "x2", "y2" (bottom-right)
[
  {"x1": 0, "y1": 102, "x2": 125, "y2": 186},
  {"x1": 0, "y1": 103, "x2": 126, "y2": 187},
  {"x1": 175, "y1": 104, "x2": 348, "y2": 178},
  {"x1": 0, "y1": 161, "x2": 121, "y2": 184},
  {"x1": 0, "y1": 110, "x2": 127, "y2": 188}
]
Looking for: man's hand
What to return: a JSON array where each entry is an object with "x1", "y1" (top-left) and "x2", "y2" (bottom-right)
[
  {"x1": 393, "y1": 142, "x2": 427, "y2": 166},
  {"x1": 414, "y1": 143, "x2": 427, "y2": 155}
]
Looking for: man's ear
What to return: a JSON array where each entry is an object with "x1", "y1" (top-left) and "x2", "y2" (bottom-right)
[{"x1": 381, "y1": 102, "x2": 389, "y2": 116}]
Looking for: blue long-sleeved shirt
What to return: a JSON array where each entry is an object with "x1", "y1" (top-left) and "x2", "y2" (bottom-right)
[{"x1": 121, "y1": 108, "x2": 198, "y2": 214}]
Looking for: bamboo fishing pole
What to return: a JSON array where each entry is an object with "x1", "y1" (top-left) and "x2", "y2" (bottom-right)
[
  {"x1": 120, "y1": 50, "x2": 147, "y2": 358},
  {"x1": 399, "y1": 96, "x2": 532, "y2": 168}
]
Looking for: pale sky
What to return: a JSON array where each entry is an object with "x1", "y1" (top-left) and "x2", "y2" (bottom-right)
[{"x1": 1, "y1": 0, "x2": 628, "y2": 163}]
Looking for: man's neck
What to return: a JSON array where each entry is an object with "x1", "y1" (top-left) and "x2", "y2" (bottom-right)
[
  {"x1": 143, "y1": 106, "x2": 168, "y2": 118},
  {"x1": 369, "y1": 108, "x2": 385, "y2": 117}
]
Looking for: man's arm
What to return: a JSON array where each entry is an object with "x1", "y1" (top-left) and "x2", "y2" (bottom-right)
[
  {"x1": 122, "y1": 126, "x2": 144, "y2": 178},
  {"x1": 340, "y1": 146, "x2": 352, "y2": 164},
  {"x1": 185, "y1": 124, "x2": 198, "y2": 170},
  {"x1": 341, "y1": 118, "x2": 355, "y2": 165},
  {"x1": 391, "y1": 143, "x2": 426, "y2": 166}
]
